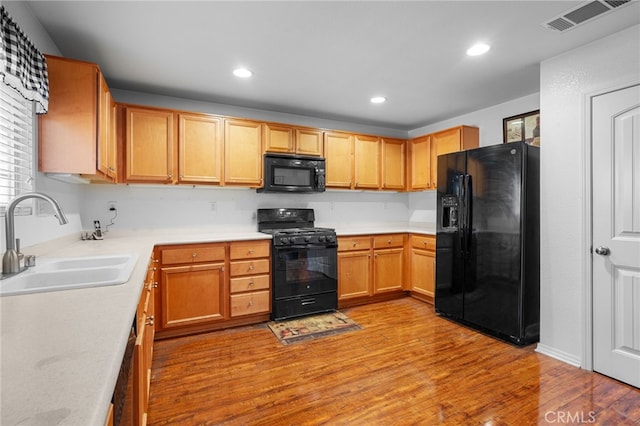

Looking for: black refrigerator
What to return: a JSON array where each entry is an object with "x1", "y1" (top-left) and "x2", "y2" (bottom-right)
[{"x1": 435, "y1": 141, "x2": 540, "y2": 345}]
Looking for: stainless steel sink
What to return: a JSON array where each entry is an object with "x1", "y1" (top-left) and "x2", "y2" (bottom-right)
[{"x1": 0, "y1": 253, "x2": 139, "y2": 296}]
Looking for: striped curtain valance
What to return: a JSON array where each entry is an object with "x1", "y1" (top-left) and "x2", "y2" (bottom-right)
[{"x1": 0, "y1": 6, "x2": 48, "y2": 114}]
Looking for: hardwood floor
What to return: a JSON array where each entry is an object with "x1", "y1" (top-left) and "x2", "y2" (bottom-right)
[{"x1": 147, "y1": 298, "x2": 640, "y2": 425}]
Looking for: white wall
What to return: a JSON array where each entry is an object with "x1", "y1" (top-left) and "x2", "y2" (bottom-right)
[
  {"x1": 0, "y1": 2, "x2": 84, "y2": 253},
  {"x1": 79, "y1": 185, "x2": 411, "y2": 233},
  {"x1": 536, "y1": 25, "x2": 640, "y2": 366}
]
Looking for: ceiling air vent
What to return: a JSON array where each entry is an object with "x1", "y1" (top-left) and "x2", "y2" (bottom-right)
[{"x1": 543, "y1": 0, "x2": 633, "y2": 32}]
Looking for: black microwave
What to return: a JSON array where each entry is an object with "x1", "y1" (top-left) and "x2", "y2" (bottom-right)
[{"x1": 258, "y1": 153, "x2": 326, "y2": 193}]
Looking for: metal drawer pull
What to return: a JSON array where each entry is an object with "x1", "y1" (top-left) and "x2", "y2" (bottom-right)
[{"x1": 301, "y1": 299, "x2": 316, "y2": 306}]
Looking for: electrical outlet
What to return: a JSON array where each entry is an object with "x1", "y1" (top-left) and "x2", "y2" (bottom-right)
[{"x1": 209, "y1": 201, "x2": 216, "y2": 212}]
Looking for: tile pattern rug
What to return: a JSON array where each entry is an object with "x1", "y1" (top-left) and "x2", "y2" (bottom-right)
[{"x1": 267, "y1": 311, "x2": 362, "y2": 345}]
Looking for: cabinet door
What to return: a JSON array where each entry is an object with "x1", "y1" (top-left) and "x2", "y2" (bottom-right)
[
  {"x1": 125, "y1": 107, "x2": 175, "y2": 183},
  {"x1": 160, "y1": 262, "x2": 227, "y2": 329},
  {"x1": 338, "y1": 251, "x2": 371, "y2": 299},
  {"x1": 381, "y1": 138, "x2": 406, "y2": 190},
  {"x1": 411, "y1": 249, "x2": 435, "y2": 298},
  {"x1": 295, "y1": 128, "x2": 324, "y2": 156},
  {"x1": 354, "y1": 134, "x2": 380, "y2": 189},
  {"x1": 409, "y1": 135, "x2": 431, "y2": 190},
  {"x1": 263, "y1": 123, "x2": 294, "y2": 153},
  {"x1": 324, "y1": 132, "x2": 353, "y2": 188},
  {"x1": 133, "y1": 315, "x2": 147, "y2": 426},
  {"x1": 373, "y1": 248, "x2": 404, "y2": 293},
  {"x1": 107, "y1": 96, "x2": 118, "y2": 180},
  {"x1": 178, "y1": 113, "x2": 223, "y2": 183},
  {"x1": 224, "y1": 119, "x2": 262, "y2": 185},
  {"x1": 39, "y1": 55, "x2": 100, "y2": 175},
  {"x1": 97, "y1": 73, "x2": 111, "y2": 177},
  {"x1": 433, "y1": 127, "x2": 463, "y2": 157}
]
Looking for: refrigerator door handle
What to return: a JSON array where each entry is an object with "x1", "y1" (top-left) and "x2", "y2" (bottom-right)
[
  {"x1": 457, "y1": 174, "x2": 467, "y2": 255},
  {"x1": 463, "y1": 174, "x2": 472, "y2": 254}
]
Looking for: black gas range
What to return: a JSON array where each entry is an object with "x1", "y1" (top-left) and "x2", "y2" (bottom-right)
[{"x1": 258, "y1": 208, "x2": 338, "y2": 320}]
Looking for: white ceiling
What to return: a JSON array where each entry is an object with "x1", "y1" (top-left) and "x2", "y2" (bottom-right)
[{"x1": 22, "y1": 0, "x2": 640, "y2": 131}]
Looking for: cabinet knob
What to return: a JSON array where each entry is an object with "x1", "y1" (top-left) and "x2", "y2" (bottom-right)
[
  {"x1": 248, "y1": 280, "x2": 254, "y2": 287},
  {"x1": 248, "y1": 264, "x2": 255, "y2": 270},
  {"x1": 192, "y1": 252, "x2": 197, "y2": 258},
  {"x1": 387, "y1": 239, "x2": 392, "y2": 244},
  {"x1": 146, "y1": 316, "x2": 154, "y2": 326},
  {"x1": 248, "y1": 299, "x2": 254, "y2": 307},
  {"x1": 248, "y1": 249, "x2": 254, "y2": 254},
  {"x1": 353, "y1": 242, "x2": 358, "y2": 247}
]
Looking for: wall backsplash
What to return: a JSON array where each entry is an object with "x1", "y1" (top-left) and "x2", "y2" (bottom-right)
[{"x1": 78, "y1": 185, "x2": 435, "y2": 233}]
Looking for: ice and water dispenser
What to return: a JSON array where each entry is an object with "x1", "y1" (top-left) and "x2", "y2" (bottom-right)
[{"x1": 441, "y1": 195, "x2": 459, "y2": 230}]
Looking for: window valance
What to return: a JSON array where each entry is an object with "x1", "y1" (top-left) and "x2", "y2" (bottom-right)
[{"x1": 0, "y1": 6, "x2": 48, "y2": 114}]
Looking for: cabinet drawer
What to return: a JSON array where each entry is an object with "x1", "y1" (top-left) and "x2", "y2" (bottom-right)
[
  {"x1": 161, "y1": 244, "x2": 226, "y2": 265},
  {"x1": 230, "y1": 275, "x2": 270, "y2": 293},
  {"x1": 229, "y1": 240, "x2": 270, "y2": 260},
  {"x1": 230, "y1": 259, "x2": 270, "y2": 277},
  {"x1": 411, "y1": 235, "x2": 435, "y2": 251},
  {"x1": 338, "y1": 236, "x2": 371, "y2": 252},
  {"x1": 373, "y1": 234, "x2": 405, "y2": 249},
  {"x1": 230, "y1": 290, "x2": 270, "y2": 317}
]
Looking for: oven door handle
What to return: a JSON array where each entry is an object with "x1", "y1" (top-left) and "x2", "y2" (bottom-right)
[{"x1": 275, "y1": 244, "x2": 336, "y2": 250}]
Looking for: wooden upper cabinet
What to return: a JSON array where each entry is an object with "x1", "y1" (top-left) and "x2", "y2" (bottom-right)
[
  {"x1": 224, "y1": 118, "x2": 262, "y2": 186},
  {"x1": 97, "y1": 73, "x2": 117, "y2": 179},
  {"x1": 124, "y1": 106, "x2": 175, "y2": 183},
  {"x1": 263, "y1": 123, "x2": 294, "y2": 153},
  {"x1": 354, "y1": 134, "x2": 381, "y2": 189},
  {"x1": 381, "y1": 138, "x2": 406, "y2": 190},
  {"x1": 295, "y1": 128, "x2": 324, "y2": 156},
  {"x1": 432, "y1": 125, "x2": 479, "y2": 157},
  {"x1": 409, "y1": 135, "x2": 432, "y2": 190},
  {"x1": 178, "y1": 113, "x2": 223, "y2": 184},
  {"x1": 39, "y1": 55, "x2": 116, "y2": 181},
  {"x1": 263, "y1": 123, "x2": 324, "y2": 156},
  {"x1": 324, "y1": 131, "x2": 354, "y2": 188}
]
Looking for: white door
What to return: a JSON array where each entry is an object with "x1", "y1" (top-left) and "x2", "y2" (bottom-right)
[{"x1": 592, "y1": 83, "x2": 640, "y2": 388}]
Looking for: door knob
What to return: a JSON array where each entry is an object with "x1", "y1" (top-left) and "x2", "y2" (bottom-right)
[{"x1": 594, "y1": 246, "x2": 611, "y2": 256}]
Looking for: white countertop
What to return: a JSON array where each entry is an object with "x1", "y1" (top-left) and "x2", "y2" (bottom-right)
[{"x1": 0, "y1": 223, "x2": 433, "y2": 426}]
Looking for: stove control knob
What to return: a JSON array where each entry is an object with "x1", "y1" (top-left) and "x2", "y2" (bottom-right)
[
  {"x1": 326, "y1": 235, "x2": 334, "y2": 242},
  {"x1": 304, "y1": 236, "x2": 311, "y2": 243},
  {"x1": 318, "y1": 236, "x2": 326, "y2": 243},
  {"x1": 279, "y1": 237, "x2": 290, "y2": 245}
]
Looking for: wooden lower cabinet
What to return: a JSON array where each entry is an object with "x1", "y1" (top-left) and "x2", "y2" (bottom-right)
[
  {"x1": 410, "y1": 234, "x2": 436, "y2": 303},
  {"x1": 229, "y1": 240, "x2": 271, "y2": 317},
  {"x1": 160, "y1": 262, "x2": 227, "y2": 328},
  {"x1": 373, "y1": 247, "x2": 404, "y2": 293},
  {"x1": 337, "y1": 234, "x2": 406, "y2": 306},
  {"x1": 338, "y1": 249, "x2": 371, "y2": 299},
  {"x1": 155, "y1": 240, "x2": 271, "y2": 339},
  {"x1": 132, "y1": 255, "x2": 157, "y2": 426}
]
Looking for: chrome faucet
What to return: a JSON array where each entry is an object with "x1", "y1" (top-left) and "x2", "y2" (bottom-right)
[{"x1": 2, "y1": 192, "x2": 68, "y2": 276}]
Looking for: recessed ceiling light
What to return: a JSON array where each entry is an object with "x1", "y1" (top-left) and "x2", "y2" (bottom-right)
[
  {"x1": 370, "y1": 96, "x2": 387, "y2": 104},
  {"x1": 466, "y1": 43, "x2": 490, "y2": 56},
  {"x1": 233, "y1": 68, "x2": 253, "y2": 78}
]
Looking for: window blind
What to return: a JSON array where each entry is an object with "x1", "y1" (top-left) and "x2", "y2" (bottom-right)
[{"x1": 0, "y1": 81, "x2": 34, "y2": 215}]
